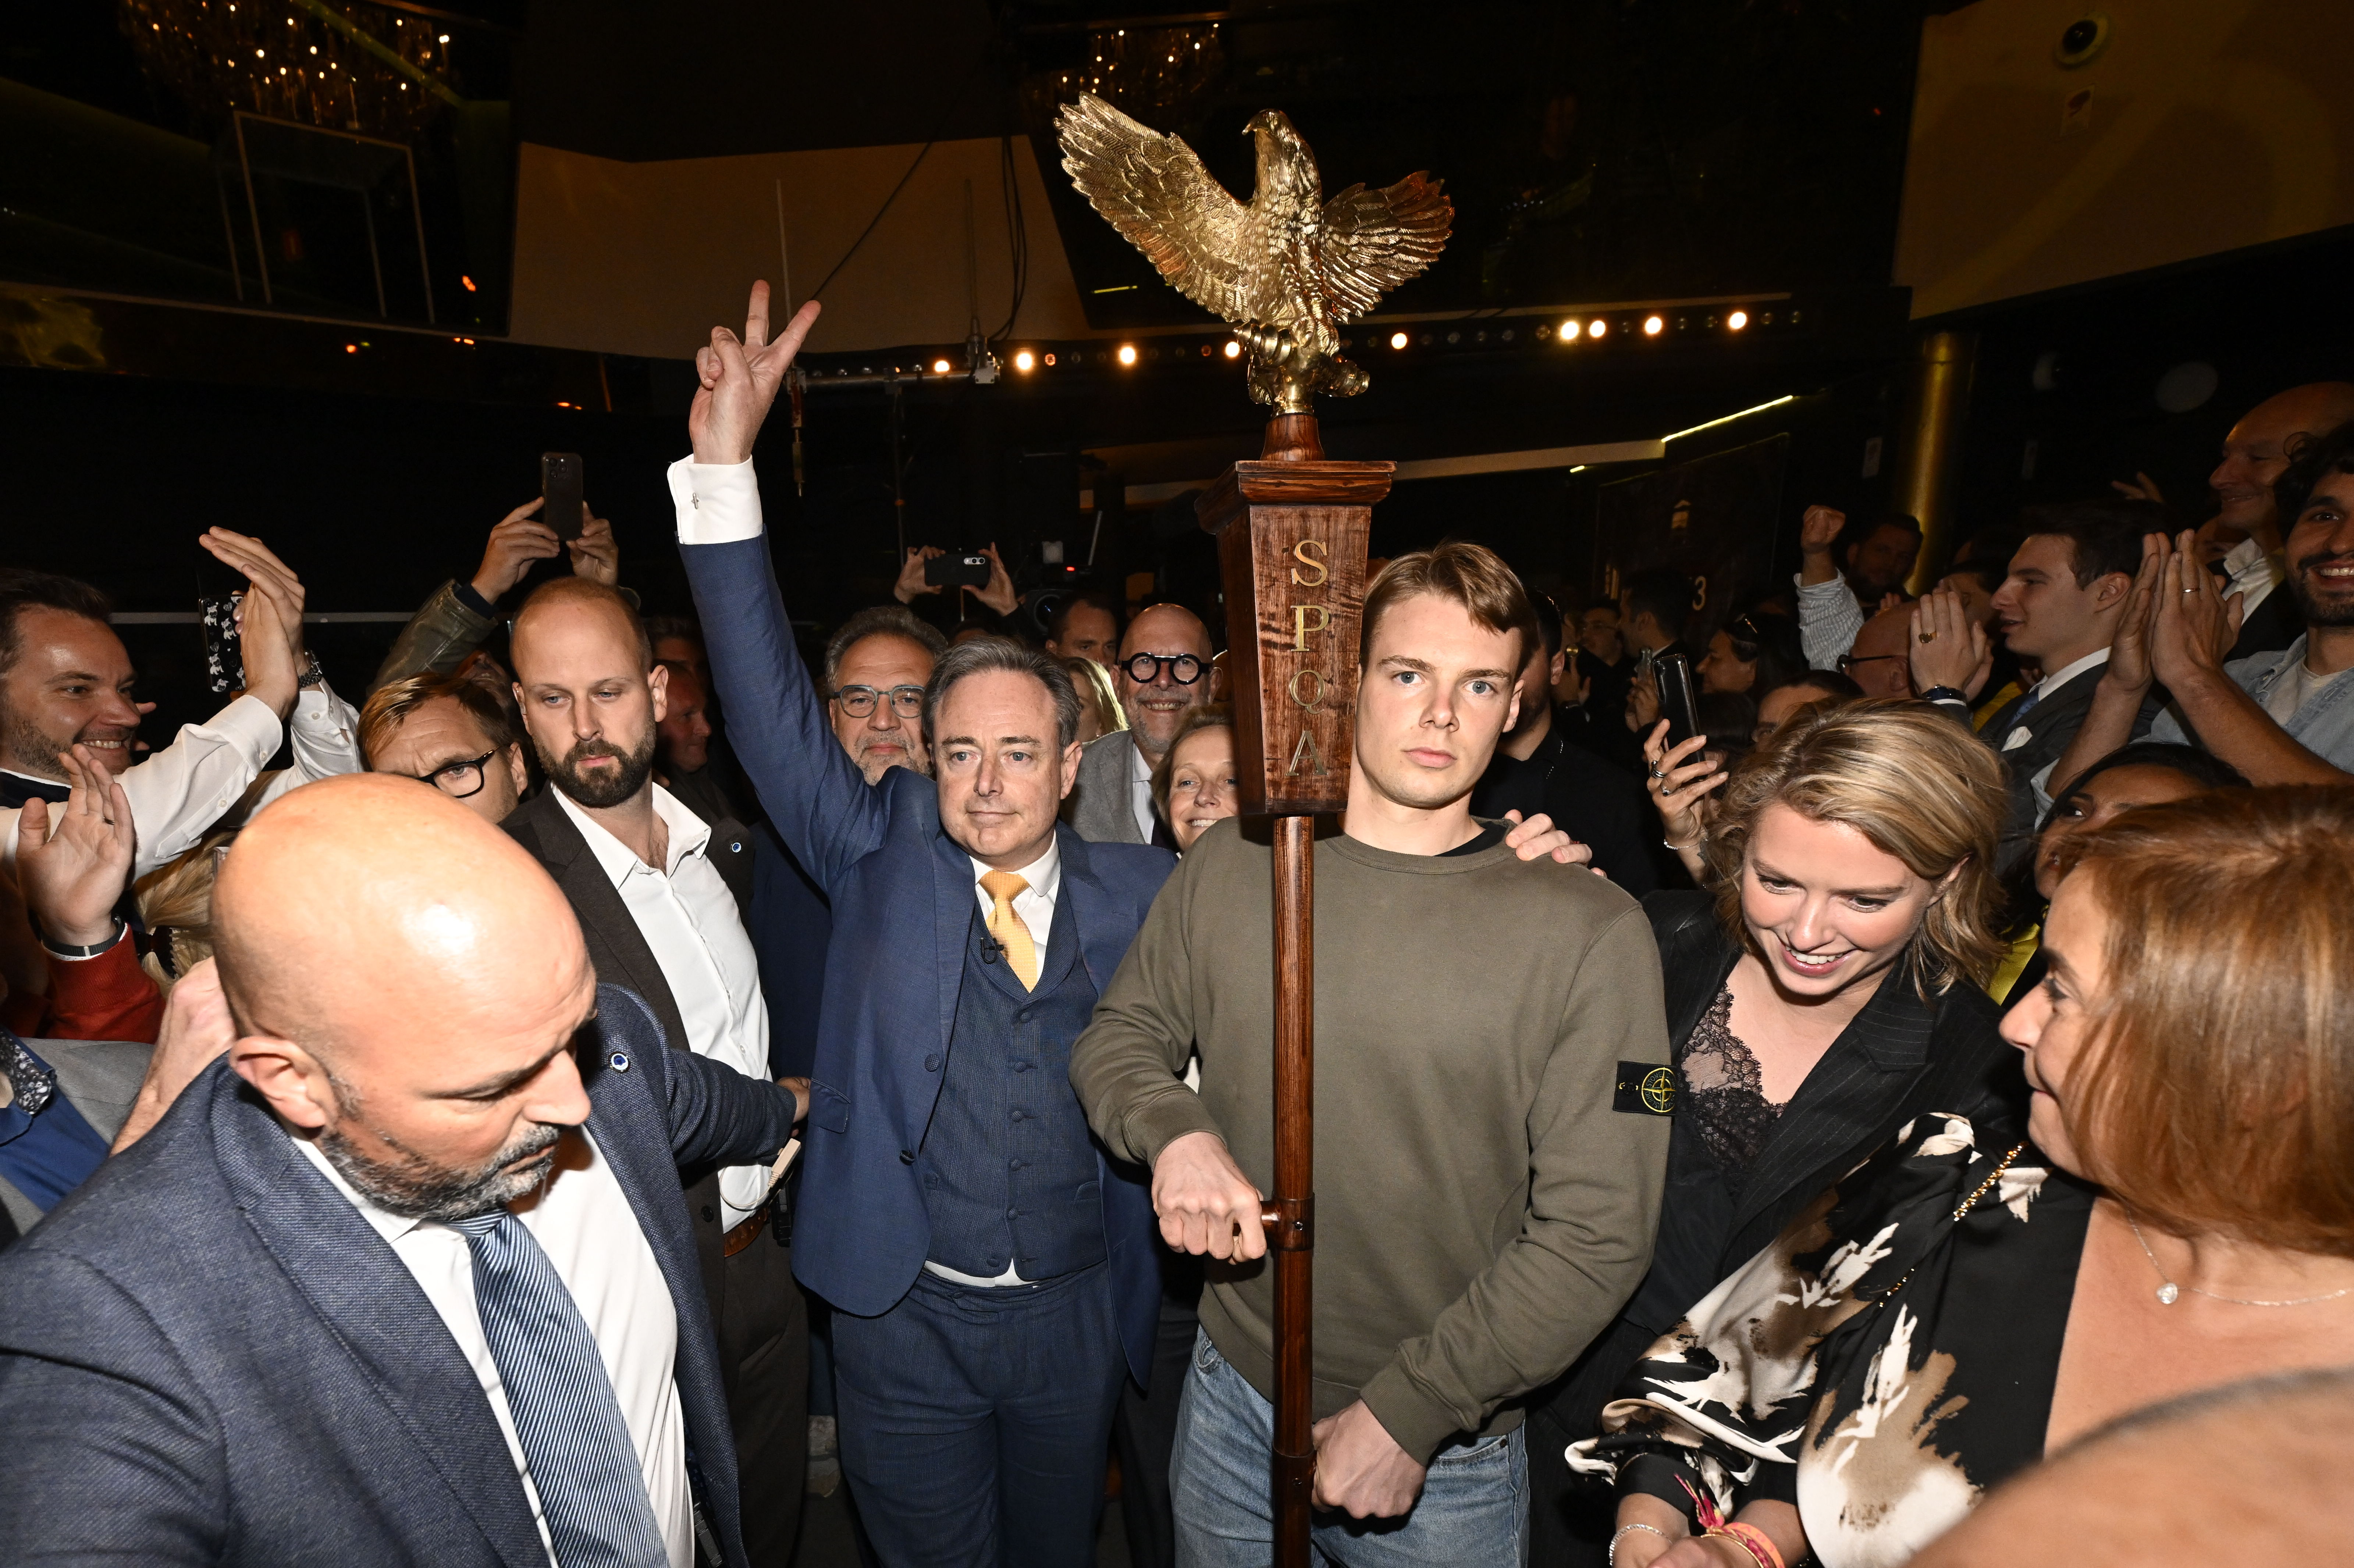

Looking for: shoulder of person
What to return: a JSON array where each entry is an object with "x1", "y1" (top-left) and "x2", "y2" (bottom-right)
[
  {"x1": 1469, "y1": 827, "x2": 1644, "y2": 919},
  {"x1": 33, "y1": 1037, "x2": 154, "y2": 1109},
  {"x1": 1077, "y1": 728, "x2": 1134, "y2": 768},
  {"x1": 1058, "y1": 827, "x2": 1174, "y2": 894},
  {"x1": 1641, "y1": 888, "x2": 1721, "y2": 954}
]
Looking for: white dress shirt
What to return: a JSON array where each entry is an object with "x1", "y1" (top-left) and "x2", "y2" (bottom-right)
[
  {"x1": 2220, "y1": 535, "x2": 2286, "y2": 622},
  {"x1": 557, "y1": 786, "x2": 775, "y2": 1230},
  {"x1": 2004, "y1": 645, "x2": 2112, "y2": 752},
  {"x1": 0, "y1": 684, "x2": 364, "y2": 878},
  {"x1": 921, "y1": 838, "x2": 1064, "y2": 1289},
  {"x1": 294, "y1": 1129, "x2": 694, "y2": 1568},
  {"x1": 669, "y1": 456, "x2": 766, "y2": 545}
]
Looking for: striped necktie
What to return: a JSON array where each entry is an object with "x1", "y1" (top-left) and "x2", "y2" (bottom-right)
[
  {"x1": 978, "y1": 870, "x2": 1041, "y2": 990},
  {"x1": 448, "y1": 1208, "x2": 668, "y2": 1568}
]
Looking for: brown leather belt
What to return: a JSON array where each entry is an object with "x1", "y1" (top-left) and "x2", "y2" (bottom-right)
[{"x1": 721, "y1": 1204, "x2": 769, "y2": 1258}]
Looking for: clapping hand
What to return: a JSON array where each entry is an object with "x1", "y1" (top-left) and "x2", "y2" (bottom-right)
[
  {"x1": 689, "y1": 281, "x2": 822, "y2": 466},
  {"x1": 1799, "y1": 505, "x2": 1845, "y2": 585},
  {"x1": 2147, "y1": 528, "x2": 2242, "y2": 691},
  {"x1": 2102, "y1": 532, "x2": 2170, "y2": 695},
  {"x1": 15, "y1": 744, "x2": 135, "y2": 950},
  {"x1": 200, "y1": 528, "x2": 307, "y2": 716},
  {"x1": 1907, "y1": 587, "x2": 1991, "y2": 698}
]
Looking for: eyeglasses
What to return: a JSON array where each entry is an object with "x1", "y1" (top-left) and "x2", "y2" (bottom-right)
[
  {"x1": 413, "y1": 750, "x2": 498, "y2": 800},
  {"x1": 831, "y1": 683, "x2": 926, "y2": 719},
  {"x1": 1120, "y1": 652, "x2": 1207, "y2": 685},
  {"x1": 1836, "y1": 653, "x2": 1905, "y2": 674}
]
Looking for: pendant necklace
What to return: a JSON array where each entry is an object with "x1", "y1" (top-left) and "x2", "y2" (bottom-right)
[{"x1": 2125, "y1": 1213, "x2": 2354, "y2": 1308}]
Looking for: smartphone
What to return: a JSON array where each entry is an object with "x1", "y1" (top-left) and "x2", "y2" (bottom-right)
[
  {"x1": 541, "y1": 452, "x2": 585, "y2": 543},
  {"x1": 1656, "y1": 652, "x2": 1702, "y2": 750},
  {"x1": 195, "y1": 557, "x2": 246, "y2": 697},
  {"x1": 924, "y1": 552, "x2": 993, "y2": 590}
]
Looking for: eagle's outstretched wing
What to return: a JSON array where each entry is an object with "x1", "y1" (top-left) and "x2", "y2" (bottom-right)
[
  {"x1": 1315, "y1": 173, "x2": 1452, "y2": 322},
  {"x1": 1056, "y1": 95, "x2": 1282, "y2": 327}
]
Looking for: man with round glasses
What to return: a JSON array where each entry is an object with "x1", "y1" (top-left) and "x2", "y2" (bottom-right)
[
  {"x1": 358, "y1": 671, "x2": 531, "y2": 825},
  {"x1": 1066, "y1": 604, "x2": 1216, "y2": 846}
]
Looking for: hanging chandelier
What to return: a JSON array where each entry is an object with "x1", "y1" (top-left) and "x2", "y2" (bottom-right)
[{"x1": 118, "y1": 0, "x2": 459, "y2": 142}]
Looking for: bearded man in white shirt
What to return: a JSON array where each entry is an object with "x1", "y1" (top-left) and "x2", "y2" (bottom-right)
[{"x1": 499, "y1": 575, "x2": 807, "y2": 1565}]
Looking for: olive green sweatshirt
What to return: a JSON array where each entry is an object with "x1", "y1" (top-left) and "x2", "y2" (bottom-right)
[{"x1": 1070, "y1": 817, "x2": 1672, "y2": 1462}]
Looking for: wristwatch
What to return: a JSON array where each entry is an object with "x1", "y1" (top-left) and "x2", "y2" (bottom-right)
[
  {"x1": 1920, "y1": 685, "x2": 1969, "y2": 705},
  {"x1": 296, "y1": 649, "x2": 327, "y2": 690}
]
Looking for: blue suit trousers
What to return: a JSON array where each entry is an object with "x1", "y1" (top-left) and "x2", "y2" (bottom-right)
[{"x1": 832, "y1": 1262, "x2": 1127, "y2": 1568}]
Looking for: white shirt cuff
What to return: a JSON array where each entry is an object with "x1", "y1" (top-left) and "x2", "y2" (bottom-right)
[
  {"x1": 668, "y1": 456, "x2": 765, "y2": 545},
  {"x1": 209, "y1": 691, "x2": 288, "y2": 765}
]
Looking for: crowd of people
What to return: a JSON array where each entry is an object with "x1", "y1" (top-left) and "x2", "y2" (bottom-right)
[{"x1": 0, "y1": 279, "x2": 2348, "y2": 1568}]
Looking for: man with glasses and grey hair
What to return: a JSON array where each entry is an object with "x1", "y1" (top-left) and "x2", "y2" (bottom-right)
[
  {"x1": 824, "y1": 605, "x2": 948, "y2": 784},
  {"x1": 1064, "y1": 603, "x2": 1216, "y2": 847}
]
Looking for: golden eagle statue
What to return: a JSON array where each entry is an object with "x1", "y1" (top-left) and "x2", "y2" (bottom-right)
[{"x1": 1055, "y1": 94, "x2": 1451, "y2": 415}]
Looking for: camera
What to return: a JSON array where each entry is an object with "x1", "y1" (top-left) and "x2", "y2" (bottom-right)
[
  {"x1": 2054, "y1": 13, "x2": 2111, "y2": 68},
  {"x1": 924, "y1": 552, "x2": 993, "y2": 590}
]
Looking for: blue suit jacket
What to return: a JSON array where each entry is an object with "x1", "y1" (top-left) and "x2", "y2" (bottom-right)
[
  {"x1": 680, "y1": 534, "x2": 1174, "y2": 1387},
  {"x1": 0, "y1": 986, "x2": 797, "y2": 1568}
]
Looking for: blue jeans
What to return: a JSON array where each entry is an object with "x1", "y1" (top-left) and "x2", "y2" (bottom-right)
[
  {"x1": 1172, "y1": 1329, "x2": 1528, "y2": 1567},
  {"x1": 831, "y1": 1262, "x2": 1127, "y2": 1568}
]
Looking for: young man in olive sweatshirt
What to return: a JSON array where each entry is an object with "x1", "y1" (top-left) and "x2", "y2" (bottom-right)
[{"x1": 1071, "y1": 542, "x2": 1674, "y2": 1564}]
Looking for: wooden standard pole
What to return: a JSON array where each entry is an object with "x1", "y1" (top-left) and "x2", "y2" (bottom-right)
[
  {"x1": 1263, "y1": 812, "x2": 1316, "y2": 1557},
  {"x1": 1197, "y1": 414, "x2": 1391, "y2": 1564}
]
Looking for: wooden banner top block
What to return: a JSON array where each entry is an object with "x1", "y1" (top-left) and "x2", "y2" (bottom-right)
[
  {"x1": 1198, "y1": 455, "x2": 1390, "y2": 818},
  {"x1": 1196, "y1": 460, "x2": 1396, "y2": 536}
]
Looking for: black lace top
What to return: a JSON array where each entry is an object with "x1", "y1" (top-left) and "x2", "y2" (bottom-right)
[{"x1": 1678, "y1": 987, "x2": 1785, "y2": 1179}]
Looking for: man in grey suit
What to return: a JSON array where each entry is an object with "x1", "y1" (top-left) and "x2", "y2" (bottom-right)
[{"x1": 1065, "y1": 603, "x2": 1215, "y2": 847}]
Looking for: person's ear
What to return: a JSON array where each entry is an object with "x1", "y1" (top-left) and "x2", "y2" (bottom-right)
[
  {"x1": 230, "y1": 1034, "x2": 337, "y2": 1132},
  {"x1": 1549, "y1": 648, "x2": 1568, "y2": 684},
  {"x1": 647, "y1": 661, "x2": 670, "y2": 724},
  {"x1": 2092, "y1": 571, "x2": 2133, "y2": 613},
  {"x1": 502, "y1": 742, "x2": 530, "y2": 797},
  {"x1": 1059, "y1": 739, "x2": 1085, "y2": 800}
]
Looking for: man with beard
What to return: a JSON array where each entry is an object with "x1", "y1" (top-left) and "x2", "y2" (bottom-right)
[
  {"x1": 501, "y1": 576, "x2": 810, "y2": 1565},
  {"x1": 1064, "y1": 603, "x2": 1216, "y2": 845},
  {"x1": 824, "y1": 606, "x2": 946, "y2": 784},
  {"x1": 1, "y1": 533, "x2": 364, "y2": 878},
  {"x1": 2058, "y1": 421, "x2": 2354, "y2": 785},
  {"x1": 0, "y1": 773, "x2": 806, "y2": 1564}
]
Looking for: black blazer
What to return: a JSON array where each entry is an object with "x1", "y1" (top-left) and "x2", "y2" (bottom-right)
[
  {"x1": 1982, "y1": 663, "x2": 2111, "y2": 878},
  {"x1": 503, "y1": 786, "x2": 764, "y2": 1308},
  {"x1": 1621, "y1": 892, "x2": 2027, "y2": 1333}
]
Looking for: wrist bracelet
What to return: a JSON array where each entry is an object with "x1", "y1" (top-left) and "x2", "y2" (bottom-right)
[
  {"x1": 43, "y1": 920, "x2": 125, "y2": 959},
  {"x1": 1610, "y1": 1523, "x2": 1671, "y2": 1566},
  {"x1": 1707, "y1": 1522, "x2": 1788, "y2": 1568},
  {"x1": 1919, "y1": 685, "x2": 1968, "y2": 705},
  {"x1": 1663, "y1": 835, "x2": 1704, "y2": 853}
]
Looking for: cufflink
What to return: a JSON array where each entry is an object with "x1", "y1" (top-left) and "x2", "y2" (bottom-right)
[{"x1": 609, "y1": 1051, "x2": 630, "y2": 1073}]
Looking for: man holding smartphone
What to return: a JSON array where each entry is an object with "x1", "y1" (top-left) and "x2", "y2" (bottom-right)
[{"x1": 2, "y1": 531, "x2": 362, "y2": 881}]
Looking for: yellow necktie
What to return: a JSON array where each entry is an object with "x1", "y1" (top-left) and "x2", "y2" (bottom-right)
[{"x1": 979, "y1": 870, "x2": 1041, "y2": 990}]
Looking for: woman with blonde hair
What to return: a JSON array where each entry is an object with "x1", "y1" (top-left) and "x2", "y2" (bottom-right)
[
  {"x1": 1065, "y1": 655, "x2": 1128, "y2": 746},
  {"x1": 1529, "y1": 700, "x2": 2027, "y2": 1565},
  {"x1": 1581, "y1": 785, "x2": 2354, "y2": 1568}
]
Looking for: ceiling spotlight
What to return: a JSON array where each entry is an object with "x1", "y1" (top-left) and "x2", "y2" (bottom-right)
[
  {"x1": 1727, "y1": 310, "x2": 1749, "y2": 331},
  {"x1": 1223, "y1": 339, "x2": 1242, "y2": 359},
  {"x1": 1643, "y1": 315, "x2": 1664, "y2": 336},
  {"x1": 1559, "y1": 319, "x2": 1581, "y2": 341},
  {"x1": 1387, "y1": 331, "x2": 1408, "y2": 351},
  {"x1": 1117, "y1": 343, "x2": 1138, "y2": 366},
  {"x1": 1587, "y1": 318, "x2": 1608, "y2": 339},
  {"x1": 1014, "y1": 349, "x2": 1035, "y2": 372},
  {"x1": 1043, "y1": 353, "x2": 1057, "y2": 366},
  {"x1": 931, "y1": 358, "x2": 950, "y2": 374},
  {"x1": 460, "y1": 274, "x2": 476, "y2": 292}
]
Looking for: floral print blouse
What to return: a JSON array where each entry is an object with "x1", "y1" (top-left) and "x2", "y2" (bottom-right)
[{"x1": 1569, "y1": 1114, "x2": 2095, "y2": 1568}]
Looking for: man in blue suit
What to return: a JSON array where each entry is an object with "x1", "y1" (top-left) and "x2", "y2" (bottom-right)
[
  {"x1": 669, "y1": 284, "x2": 1176, "y2": 1567},
  {"x1": 0, "y1": 772, "x2": 807, "y2": 1567}
]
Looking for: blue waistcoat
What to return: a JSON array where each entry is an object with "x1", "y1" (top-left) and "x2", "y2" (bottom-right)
[{"x1": 918, "y1": 891, "x2": 1107, "y2": 1281}]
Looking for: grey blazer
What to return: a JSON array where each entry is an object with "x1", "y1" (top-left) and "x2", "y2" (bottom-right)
[
  {"x1": 1064, "y1": 728, "x2": 1148, "y2": 845},
  {"x1": 0, "y1": 1037, "x2": 152, "y2": 1240}
]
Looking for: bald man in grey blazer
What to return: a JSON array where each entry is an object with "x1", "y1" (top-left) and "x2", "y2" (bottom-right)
[{"x1": 1063, "y1": 604, "x2": 1215, "y2": 849}]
